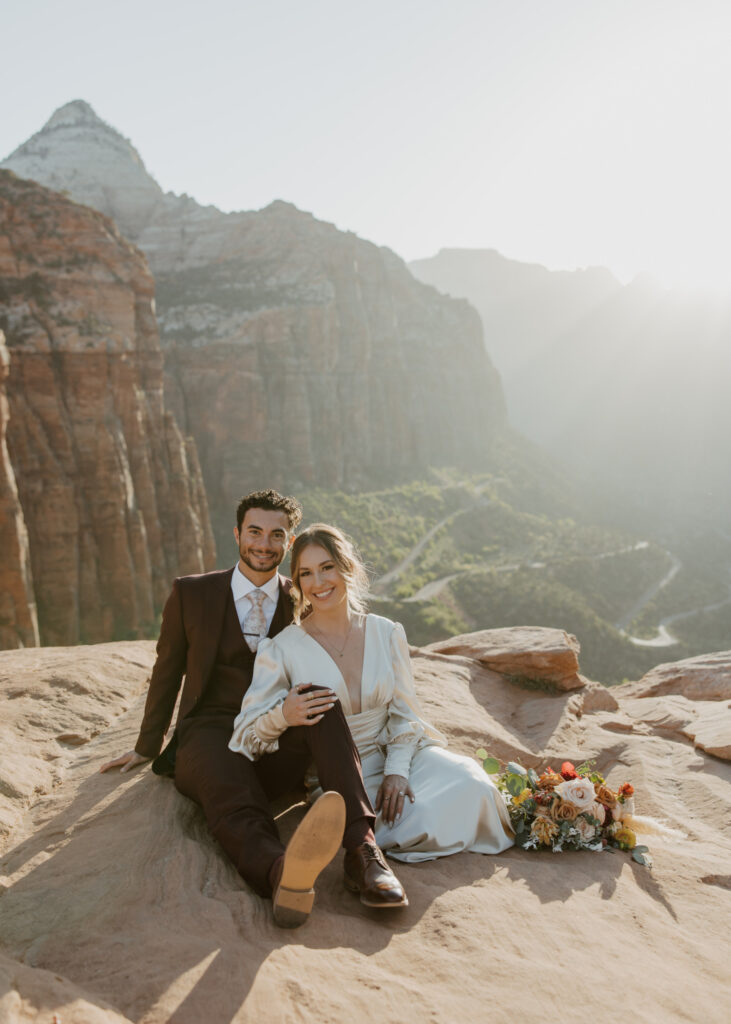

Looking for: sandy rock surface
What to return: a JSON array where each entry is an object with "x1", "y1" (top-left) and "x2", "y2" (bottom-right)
[{"x1": 1, "y1": 635, "x2": 730, "y2": 1024}]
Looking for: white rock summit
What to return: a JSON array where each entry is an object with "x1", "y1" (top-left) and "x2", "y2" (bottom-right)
[{"x1": 3, "y1": 100, "x2": 164, "y2": 241}]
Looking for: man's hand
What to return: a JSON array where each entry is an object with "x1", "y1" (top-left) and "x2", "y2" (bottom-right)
[
  {"x1": 376, "y1": 774, "x2": 415, "y2": 826},
  {"x1": 282, "y1": 684, "x2": 338, "y2": 727},
  {"x1": 99, "y1": 750, "x2": 150, "y2": 774}
]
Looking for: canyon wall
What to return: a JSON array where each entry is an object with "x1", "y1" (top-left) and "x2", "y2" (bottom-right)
[
  {"x1": 155, "y1": 201, "x2": 504, "y2": 542},
  {"x1": 0, "y1": 170, "x2": 215, "y2": 646},
  {"x1": 0, "y1": 330, "x2": 38, "y2": 647},
  {"x1": 3, "y1": 102, "x2": 507, "y2": 550}
]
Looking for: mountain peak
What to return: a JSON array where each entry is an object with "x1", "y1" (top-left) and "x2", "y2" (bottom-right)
[
  {"x1": 42, "y1": 99, "x2": 104, "y2": 132},
  {"x1": 1, "y1": 100, "x2": 163, "y2": 241}
]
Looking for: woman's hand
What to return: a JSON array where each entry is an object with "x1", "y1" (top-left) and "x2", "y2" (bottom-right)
[
  {"x1": 282, "y1": 684, "x2": 338, "y2": 726},
  {"x1": 376, "y1": 774, "x2": 415, "y2": 826},
  {"x1": 99, "y1": 750, "x2": 150, "y2": 774}
]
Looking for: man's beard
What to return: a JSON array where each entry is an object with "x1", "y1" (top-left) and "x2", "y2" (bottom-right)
[{"x1": 238, "y1": 546, "x2": 283, "y2": 574}]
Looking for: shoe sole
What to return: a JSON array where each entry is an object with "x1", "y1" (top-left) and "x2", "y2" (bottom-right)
[
  {"x1": 343, "y1": 872, "x2": 409, "y2": 908},
  {"x1": 272, "y1": 791, "x2": 346, "y2": 928}
]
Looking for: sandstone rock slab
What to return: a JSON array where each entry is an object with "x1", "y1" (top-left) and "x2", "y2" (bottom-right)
[
  {"x1": 682, "y1": 703, "x2": 731, "y2": 761},
  {"x1": 427, "y1": 626, "x2": 585, "y2": 690},
  {"x1": 621, "y1": 651, "x2": 731, "y2": 701}
]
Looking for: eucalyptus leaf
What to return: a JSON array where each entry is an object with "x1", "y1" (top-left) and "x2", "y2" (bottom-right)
[
  {"x1": 475, "y1": 748, "x2": 488, "y2": 761},
  {"x1": 632, "y1": 849, "x2": 652, "y2": 868},
  {"x1": 507, "y1": 775, "x2": 525, "y2": 797},
  {"x1": 481, "y1": 757, "x2": 501, "y2": 775}
]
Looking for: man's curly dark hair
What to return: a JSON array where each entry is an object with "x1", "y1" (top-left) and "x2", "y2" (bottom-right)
[{"x1": 235, "y1": 489, "x2": 303, "y2": 532}]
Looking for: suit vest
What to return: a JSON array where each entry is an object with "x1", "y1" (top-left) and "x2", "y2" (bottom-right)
[{"x1": 151, "y1": 582, "x2": 291, "y2": 775}]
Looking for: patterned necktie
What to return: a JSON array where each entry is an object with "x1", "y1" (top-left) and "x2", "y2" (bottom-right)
[{"x1": 244, "y1": 589, "x2": 267, "y2": 652}]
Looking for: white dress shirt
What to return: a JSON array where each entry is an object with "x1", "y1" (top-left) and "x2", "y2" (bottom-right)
[{"x1": 230, "y1": 565, "x2": 281, "y2": 635}]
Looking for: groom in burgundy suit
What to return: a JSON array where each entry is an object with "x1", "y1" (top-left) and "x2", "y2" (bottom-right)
[{"x1": 101, "y1": 489, "x2": 406, "y2": 926}]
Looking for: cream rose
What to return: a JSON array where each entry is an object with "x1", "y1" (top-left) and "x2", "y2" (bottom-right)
[
  {"x1": 553, "y1": 778, "x2": 597, "y2": 813},
  {"x1": 590, "y1": 801, "x2": 606, "y2": 824},
  {"x1": 574, "y1": 817, "x2": 598, "y2": 843},
  {"x1": 612, "y1": 796, "x2": 635, "y2": 821}
]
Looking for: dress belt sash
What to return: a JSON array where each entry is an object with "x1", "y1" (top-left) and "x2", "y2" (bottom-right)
[{"x1": 346, "y1": 706, "x2": 390, "y2": 757}]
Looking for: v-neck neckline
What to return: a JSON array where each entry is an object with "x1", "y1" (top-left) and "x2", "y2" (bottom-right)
[{"x1": 296, "y1": 614, "x2": 371, "y2": 715}]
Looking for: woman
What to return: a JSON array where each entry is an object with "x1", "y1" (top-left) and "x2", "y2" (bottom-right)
[{"x1": 229, "y1": 524, "x2": 513, "y2": 862}]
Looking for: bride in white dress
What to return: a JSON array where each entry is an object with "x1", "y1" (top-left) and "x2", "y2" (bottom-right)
[{"x1": 229, "y1": 524, "x2": 513, "y2": 862}]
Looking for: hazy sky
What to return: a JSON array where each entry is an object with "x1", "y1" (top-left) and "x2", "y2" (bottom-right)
[{"x1": 3, "y1": 0, "x2": 731, "y2": 288}]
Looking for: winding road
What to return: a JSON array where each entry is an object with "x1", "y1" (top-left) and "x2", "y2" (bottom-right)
[
  {"x1": 373, "y1": 498, "x2": 730, "y2": 648},
  {"x1": 371, "y1": 484, "x2": 491, "y2": 596},
  {"x1": 623, "y1": 573, "x2": 731, "y2": 648}
]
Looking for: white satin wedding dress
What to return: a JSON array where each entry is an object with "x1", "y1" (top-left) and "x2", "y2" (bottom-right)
[{"x1": 229, "y1": 613, "x2": 513, "y2": 861}]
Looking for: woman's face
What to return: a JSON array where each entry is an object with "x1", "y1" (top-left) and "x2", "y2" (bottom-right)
[{"x1": 296, "y1": 543, "x2": 348, "y2": 613}]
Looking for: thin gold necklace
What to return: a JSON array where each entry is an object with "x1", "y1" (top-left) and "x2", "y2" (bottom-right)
[{"x1": 311, "y1": 617, "x2": 355, "y2": 658}]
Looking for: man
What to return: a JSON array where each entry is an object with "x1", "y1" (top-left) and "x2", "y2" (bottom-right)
[{"x1": 101, "y1": 489, "x2": 406, "y2": 927}]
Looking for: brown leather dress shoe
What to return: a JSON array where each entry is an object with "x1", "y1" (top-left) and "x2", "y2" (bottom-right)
[
  {"x1": 272, "y1": 791, "x2": 346, "y2": 928},
  {"x1": 343, "y1": 842, "x2": 408, "y2": 908}
]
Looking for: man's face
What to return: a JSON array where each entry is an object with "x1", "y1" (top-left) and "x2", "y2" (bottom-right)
[{"x1": 234, "y1": 508, "x2": 294, "y2": 580}]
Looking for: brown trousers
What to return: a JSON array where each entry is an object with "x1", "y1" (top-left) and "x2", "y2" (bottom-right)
[{"x1": 174, "y1": 697, "x2": 374, "y2": 896}]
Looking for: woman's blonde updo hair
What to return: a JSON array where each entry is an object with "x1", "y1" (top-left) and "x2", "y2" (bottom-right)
[{"x1": 290, "y1": 523, "x2": 370, "y2": 622}]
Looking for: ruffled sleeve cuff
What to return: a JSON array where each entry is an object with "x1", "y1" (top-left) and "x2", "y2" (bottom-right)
[{"x1": 231, "y1": 701, "x2": 288, "y2": 760}]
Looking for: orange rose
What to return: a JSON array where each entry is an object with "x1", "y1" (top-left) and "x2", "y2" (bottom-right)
[
  {"x1": 537, "y1": 771, "x2": 563, "y2": 790},
  {"x1": 594, "y1": 784, "x2": 617, "y2": 807},
  {"x1": 551, "y1": 799, "x2": 579, "y2": 822}
]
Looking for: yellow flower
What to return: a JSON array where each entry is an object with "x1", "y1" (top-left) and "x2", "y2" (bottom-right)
[
  {"x1": 531, "y1": 816, "x2": 559, "y2": 846},
  {"x1": 614, "y1": 825, "x2": 637, "y2": 850},
  {"x1": 513, "y1": 788, "x2": 533, "y2": 806}
]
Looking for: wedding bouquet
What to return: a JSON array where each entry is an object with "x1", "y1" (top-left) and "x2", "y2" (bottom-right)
[{"x1": 476, "y1": 750, "x2": 651, "y2": 867}]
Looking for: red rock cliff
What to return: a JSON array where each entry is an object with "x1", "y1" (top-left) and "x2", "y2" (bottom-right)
[
  {"x1": 0, "y1": 171, "x2": 215, "y2": 646},
  {"x1": 0, "y1": 330, "x2": 38, "y2": 648}
]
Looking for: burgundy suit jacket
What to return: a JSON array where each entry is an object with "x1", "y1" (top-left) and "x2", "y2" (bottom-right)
[{"x1": 134, "y1": 567, "x2": 294, "y2": 762}]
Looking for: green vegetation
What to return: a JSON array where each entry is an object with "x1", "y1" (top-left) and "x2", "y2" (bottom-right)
[
  {"x1": 298, "y1": 479, "x2": 474, "y2": 577},
  {"x1": 450, "y1": 569, "x2": 662, "y2": 683},
  {"x1": 295, "y1": 455, "x2": 728, "y2": 683}
]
